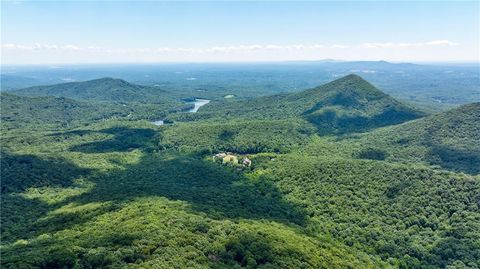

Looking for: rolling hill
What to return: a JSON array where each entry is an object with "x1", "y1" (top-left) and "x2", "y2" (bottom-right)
[
  {"x1": 1, "y1": 74, "x2": 479, "y2": 268},
  {"x1": 10, "y1": 77, "x2": 176, "y2": 104},
  {"x1": 299, "y1": 102, "x2": 480, "y2": 175},
  {"x1": 173, "y1": 74, "x2": 424, "y2": 134},
  {"x1": 2, "y1": 78, "x2": 193, "y2": 129},
  {"x1": 350, "y1": 102, "x2": 480, "y2": 174},
  {"x1": 2, "y1": 116, "x2": 479, "y2": 268},
  {"x1": 0, "y1": 93, "x2": 128, "y2": 130}
]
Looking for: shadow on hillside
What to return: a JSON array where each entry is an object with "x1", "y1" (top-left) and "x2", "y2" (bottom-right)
[
  {"x1": 3, "y1": 126, "x2": 308, "y2": 243},
  {"x1": 423, "y1": 125, "x2": 480, "y2": 175},
  {"x1": 427, "y1": 145, "x2": 480, "y2": 175},
  {"x1": 67, "y1": 152, "x2": 306, "y2": 224},
  {"x1": 1, "y1": 151, "x2": 91, "y2": 242},
  {"x1": 50, "y1": 127, "x2": 159, "y2": 153},
  {"x1": 0, "y1": 151, "x2": 90, "y2": 194},
  {"x1": 304, "y1": 107, "x2": 421, "y2": 136},
  {"x1": 212, "y1": 228, "x2": 297, "y2": 268}
]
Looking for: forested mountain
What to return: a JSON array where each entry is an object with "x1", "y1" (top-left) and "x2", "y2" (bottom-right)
[
  {"x1": 2, "y1": 78, "x2": 194, "y2": 128},
  {"x1": 343, "y1": 102, "x2": 480, "y2": 174},
  {"x1": 173, "y1": 74, "x2": 424, "y2": 134},
  {"x1": 11, "y1": 77, "x2": 176, "y2": 104},
  {"x1": 0, "y1": 93, "x2": 128, "y2": 130},
  {"x1": 1, "y1": 74, "x2": 479, "y2": 268}
]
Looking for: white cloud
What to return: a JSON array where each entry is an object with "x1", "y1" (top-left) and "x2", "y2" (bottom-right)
[
  {"x1": 425, "y1": 40, "x2": 458, "y2": 46},
  {"x1": 1, "y1": 43, "x2": 83, "y2": 51},
  {"x1": 2, "y1": 39, "x2": 471, "y2": 64},
  {"x1": 62, "y1": 45, "x2": 81, "y2": 51},
  {"x1": 1, "y1": 43, "x2": 332, "y2": 53},
  {"x1": 2, "y1": 44, "x2": 16, "y2": 49},
  {"x1": 2, "y1": 40, "x2": 457, "y2": 54},
  {"x1": 331, "y1": 44, "x2": 349, "y2": 49},
  {"x1": 362, "y1": 40, "x2": 458, "y2": 49}
]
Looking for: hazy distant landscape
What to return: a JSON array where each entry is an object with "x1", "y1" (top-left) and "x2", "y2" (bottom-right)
[
  {"x1": 1, "y1": 1, "x2": 479, "y2": 269},
  {"x1": 2, "y1": 61, "x2": 479, "y2": 111}
]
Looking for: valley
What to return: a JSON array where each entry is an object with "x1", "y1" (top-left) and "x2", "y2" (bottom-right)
[
  {"x1": 2, "y1": 1, "x2": 479, "y2": 268},
  {"x1": 1, "y1": 71, "x2": 479, "y2": 268}
]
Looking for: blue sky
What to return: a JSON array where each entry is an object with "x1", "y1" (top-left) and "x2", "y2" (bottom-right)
[{"x1": 1, "y1": 1, "x2": 479, "y2": 64}]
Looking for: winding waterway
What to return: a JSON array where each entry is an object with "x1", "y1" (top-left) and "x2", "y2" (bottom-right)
[
  {"x1": 187, "y1": 98, "x2": 210, "y2": 113},
  {"x1": 150, "y1": 98, "x2": 210, "y2": 125},
  {"x1": 151, "y1": 120, "x2": 164, "y2": 126}
]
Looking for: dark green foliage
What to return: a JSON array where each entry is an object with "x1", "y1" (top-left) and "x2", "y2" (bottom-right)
[
  {"x1": 0, "y1": 91, "x2": 188, "y2": 131},
  {"x1": 0, "y1": 93, "x2": 128, "y2": 130},
  {"x1": 2, "y1": 78, "x2": 191, "y2": 129},
  {"x1": 60, "y1": 127, "x2": 159, "y2": 153},
  {"x1": 357, "y1": 148, "x2": 388, "y2": 160},
  {"x1": 174, "y1": 74, "x2": 424, "y2": 135},
  {"x1": 161, "y1": 119, "x2": 315, "y2": 153},
  {"x1": 260, "y1": 155, "x2": 480, "y2": 268},
  {"x1": 348, "y1": 102, "x2": 480, "y2": 174},
  {"x1": 12, "y1": 77, "x2": 171, "y2": 103},
  {"x1": 220, "y1": 232, "x2": 275, "y2": 267},
  {"x1": 1, "y1": 75, "x2": 478, "y2": 268},
  {"x1": 0, "y1": 151, "x2": 89, "y2": 193}
]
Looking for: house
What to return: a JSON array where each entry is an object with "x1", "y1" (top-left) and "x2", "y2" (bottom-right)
[
  {"x1": 222, "y1": 154, "x2": 238, "y2": 165},
  {"x1": 213, "y1": 153, "x2": 252, "y2": 167},
  {"x1": 213, "y1": 153, "x2": 227, "y2": 160}
]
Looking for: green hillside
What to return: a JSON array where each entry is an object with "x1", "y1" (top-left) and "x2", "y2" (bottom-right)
[
  {"x1": 1, "y1": 79, "x2": 189, "y2": 130},
  {"x1": 0, "y1": 93, "x2": 127, "y2": 130},
  {"x1": 258, "y1": 154, "x2": 480, "y2": 268},
  {"x1": 10, "y1": 77, "x2": 175, "y2": 104},
  {"x1": 161, "y1": 119, "x2": 315, "y2": 154},
  {"x1": 2, "y1": 118, "x2": 479, "y2": 268},
  {"x1": 325, "y1": 102, "x2": 480, "y2": 175},
  {"x1": 1, "y1": 122, "x2": 384, "y2": 268},
  {"x1": 1, "y1": 75, "x2": 479, "y2": 268},
  {"x1": 172, "y1": 74, "x2": 424, "y2": 135}
]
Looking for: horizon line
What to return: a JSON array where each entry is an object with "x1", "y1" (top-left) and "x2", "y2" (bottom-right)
[{"x1": 2, "y1": 59, "x2": 479, "y2": 67}]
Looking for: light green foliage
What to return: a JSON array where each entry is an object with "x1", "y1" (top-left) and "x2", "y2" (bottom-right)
[
  {"x1": 256, "y1": 154, "x2": 480, "y2": 268},
  {"x1": 161, "y1": 119, "x2": 315, "y2": 154},
  {"x1": 222, "y1": 155, "x2": 238, "y2": 165},
  {"x1": 12, "y1": 77, "x2": 173, "y2": 104},
  {"x1": 19, "y1": 178, "x2": 94, "y2": 205},
  {"x1": 1, "y1": 75, "x2": 479, "y2": 268}
]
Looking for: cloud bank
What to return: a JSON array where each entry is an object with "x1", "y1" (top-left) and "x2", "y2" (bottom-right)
[
  {"x1": 2, "y1": 40, "x2": 456, "y2": 54},
  {"x1": 361, "y1": 40, "x2": 458, "y2": 49},
  {"x1": 1, "y1": 40, "x2": 472, "y2": 64}
]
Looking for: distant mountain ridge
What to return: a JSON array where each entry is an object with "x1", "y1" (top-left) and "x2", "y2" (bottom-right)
[{"x1": 10, "y1": 77, "x2": 173, "y2": 103}]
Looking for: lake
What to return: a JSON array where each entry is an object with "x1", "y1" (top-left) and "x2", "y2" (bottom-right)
[
  {"x1": 151, "y1": 120, "x2": 164, "y2": 126},
  {"x1": 188, "y1": 98, "x2": 210, "y2": 113},
  {"x1": 150, "y1": 98, "x2": 210, "y2": 126}
]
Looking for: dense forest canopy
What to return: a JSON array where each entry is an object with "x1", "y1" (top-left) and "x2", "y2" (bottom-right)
[
  {"x1": 0, "y1": 77, "x2": 195, "y2": 130},
  {"x1": 1, "y1": 72, "x2": 479, "y2": 268}
]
